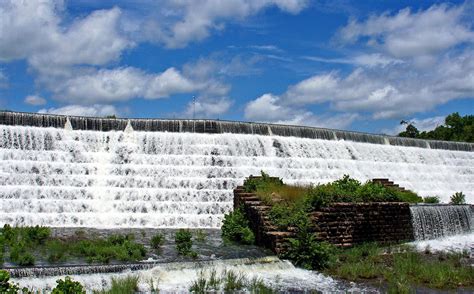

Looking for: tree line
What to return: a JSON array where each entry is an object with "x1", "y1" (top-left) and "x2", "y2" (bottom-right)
[{"x1": 398, "y1": 112, "x2": 473, "y2": 143}]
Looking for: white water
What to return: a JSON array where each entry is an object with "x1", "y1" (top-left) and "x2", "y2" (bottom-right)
[
  {"x1": 0, "y1": 124, "x2": 473, "y2": 228},
  {"x1": 410, "y1": 205, "x2": 473, "y2": 240},
  {"x1": 12, "y1": 257, "x2": 370, "y2": 293},
  {"x1": 409, "y1": 232, "x2": 474, "y2": 253}
]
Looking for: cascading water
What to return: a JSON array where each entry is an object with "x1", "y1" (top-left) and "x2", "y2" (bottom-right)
[
  {"x1": 0, "y1": 111, "x2": 473, "y2": 228},
  {"x1": 409, "y1": 205, "x2": 473, "y2": 240},
  {"x1": 11, "y1": 256, "x2": 374, "y2": 293}
]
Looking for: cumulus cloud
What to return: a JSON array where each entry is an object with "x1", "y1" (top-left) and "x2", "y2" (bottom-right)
[
  {"x1": 247, "y1": 50, "x2": 474, "y2": 120},
  {"x1": 338, "y1": 4, "x2": 474, "y2": 62},
  {"x1": 184, "y1": 96, "x2": 234, "y2": 118},
  {"x1": 136, "y1": 0, "x2": 308, "y2": 48},
  {"x1": 0, "y1": 1, "x2": 131, "y2": 67},
  {"x1": 38, "y1": 104, "x2": 118, "y2": 117},
  {"x1": 244, "y1": 3, "x2": 474, "y2": 126},
  {"x1": 244, "y1": 93, "x2": 358, "y2": 129},
  {"x1": 24, "y1": 95, "x2": 46, "y2": 106}
]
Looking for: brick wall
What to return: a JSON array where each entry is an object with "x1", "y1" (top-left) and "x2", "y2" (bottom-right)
[{"x1": 234, "y1": 186, "x2": 415, "y2": 254}]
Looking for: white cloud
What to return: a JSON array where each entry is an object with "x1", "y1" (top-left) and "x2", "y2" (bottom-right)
[
  {"x1": 246, "y1": 49, "x2": 474, "y2": 120},
  {"x1": 24, "y1": 95, "x2": 46, "y2": 106},
  {"x1": 382, "y1": 116, "x2": 445, "y2": 135},
  {"x1": 184, "y1": 96, "x2": 233, "y2": 118},
  {"x1": 47, "y1": 67, "x2": 207, "y2": 104},
  {"x1": 38, "y1": 104, "x2": 118, "y2": 117},
  {"x1": 0, "y1": 1, "x2": 131, "y2": 67},
  {"x1": 304, "y1": 53, "x2": 403, "y2": 68},
  {"x1": 338, "y1": 4, "x2": 474, "y2": 61},
  {"x1": 137, "y1": 0, "x2": 308, "y2": 48},
  {"x1": 244, "y1": 93, "x2": 358, "y2": 129}
]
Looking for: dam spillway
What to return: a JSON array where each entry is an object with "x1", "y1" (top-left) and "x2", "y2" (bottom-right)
[{"x1": 0, "y1": 111, "x2": 473, "y2": 228}]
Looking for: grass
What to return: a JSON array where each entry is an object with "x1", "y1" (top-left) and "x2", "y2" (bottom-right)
[
  {"x1": 0, "y1": 225, "x2": 147, "y2": 266},
  {"x1": 325, "y1": 243, "x2": 474, "y2": 291},
  {"x1": 150, "y1": 233, "x2": 165, "y2": 249},
  {"x1": 94, "y1": 276, "x2": 139, "y2": 294},
  {"x1": 189, "y1": 269, "x2": 274, "y2": 293}
]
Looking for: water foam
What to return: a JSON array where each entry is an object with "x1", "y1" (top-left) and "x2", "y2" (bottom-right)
[{"x1": 1, "y1": 124, "x2": 473, "y2": 228}]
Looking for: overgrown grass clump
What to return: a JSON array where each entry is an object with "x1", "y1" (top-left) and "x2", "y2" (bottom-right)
[
  {"x1": 189, "y1": 269, "x2": 274, "y2": 294},
  {"x1": 326, "y1": 243, "x2": 474, "y2": 291},
  {"x1": 423, "y1": 196, "x2": 440, "y2": 203},
  {"x1": 0, "y1": 225, "x2": 146, "y2": 266},
  {"x1": 94, "y1": 276, "x2": 139, "y2": 294}
]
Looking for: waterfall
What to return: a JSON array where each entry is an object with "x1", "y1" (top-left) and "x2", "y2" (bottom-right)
[
  {"x1": 0, "y1": 112, "x2": 473, "y2": 228},
  {"x1": 410, "y1": 205, "x2": 473, "y2": 240},
  {"x1": 1, "y1": 111, "x2": 472, "y2": 151},
  {"x1": 10, "y1": 256, "x2": 373, "y2": 292}
]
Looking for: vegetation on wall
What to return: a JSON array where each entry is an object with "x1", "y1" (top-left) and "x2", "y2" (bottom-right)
[
  {"x1": 398, "y1": 112, "x2": 473, "y2": 142},
  {"x1": 221, "y1": 207, "x2": 255, "y2": 245}
]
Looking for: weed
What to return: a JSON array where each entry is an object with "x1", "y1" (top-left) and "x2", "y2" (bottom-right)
[
  {"x1": 423, "y1": 196, "x2": 440, "y2": 203},
  {"x1": 95, "y1": 276, "x2": 139, "y2": 294},
  {"x1": 450, "y1": 191, "x2": 466, "y2": 204},
  {"x1": 150, "y1": 233, "x2": 165, "y2": 249}
]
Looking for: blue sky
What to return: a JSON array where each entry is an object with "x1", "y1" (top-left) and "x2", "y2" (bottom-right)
[{"x1": 0, "y1": 0, "x2": 473, "y2": 134}]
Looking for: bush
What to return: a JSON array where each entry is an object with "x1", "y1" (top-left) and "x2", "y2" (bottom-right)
[
  {"x1": 221, "y1": 207, "x2": 255, "y2": 245},
  {"x1": 150, "y1": 234, "x2": 164, "y2": 249},
  {"x1": 52, "y1": 276, "x2": 85, "y2": 294},
  {"x1": 423, "y1": 196, "x2": 440, "y2": 204},
  {"x1": 450, "y1": 192, "x2": 466, "y2": 204},
  {"x1": 175, "y1": 229, "x2": 197, "y2": 257},
  {"x1": 243, "y1": 171, "x2": 283, "y2": 193},
  {"x1": 0, "y1": 270, "x2": 30, "y2": 294},
  {"x1": 280, "y1": 212, "x2": 336, "y2": 270},
  {"x1": 9, "y1": 244, "x2": 35, "y2": 266}
]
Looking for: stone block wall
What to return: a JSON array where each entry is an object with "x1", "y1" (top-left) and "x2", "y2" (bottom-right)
[{"x1": 234, "y1": 186, "x2": 415, "y2": 254}]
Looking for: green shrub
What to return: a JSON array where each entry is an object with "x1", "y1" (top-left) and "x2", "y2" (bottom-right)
[
  {"x1": 450, "y1": 192, "x2": 466, "y2": 204},
  {"x1": 281, "y1": 211, "x2": 336, "y2": 270},
  {"x1": 333, "y1": 175, "x2": 361, "y2": 194},
  {"x1": 0, "y1": 270, "x2": 30, "y2": 293},
  {"x1": 423, "y1": 196, "x2": 440, "y2": 204},
  {"x1": 25, "y1": 226, "x2": 50, "y2": 245},
  {"x1": 150, "y1": 233, "x2": 165, "y2": 249},
  {"x1": 46, "y1": 240, "x2": 68, "y2": 263},
  {"x1": 52, "y1": 276, "x2": 85, "y2": 294},
  {"x1": 221, "y1": 207, "x2": 255, "y2": 245},
  {"x1": 175, "y1": 229, "x2": 197, "y2": 257},
  {"x1": 9, "y1": 244, "x2": 35, "y2": 266},
  {"x1": 243, "y1": 171, "x2": 283, "y2": 192}
]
